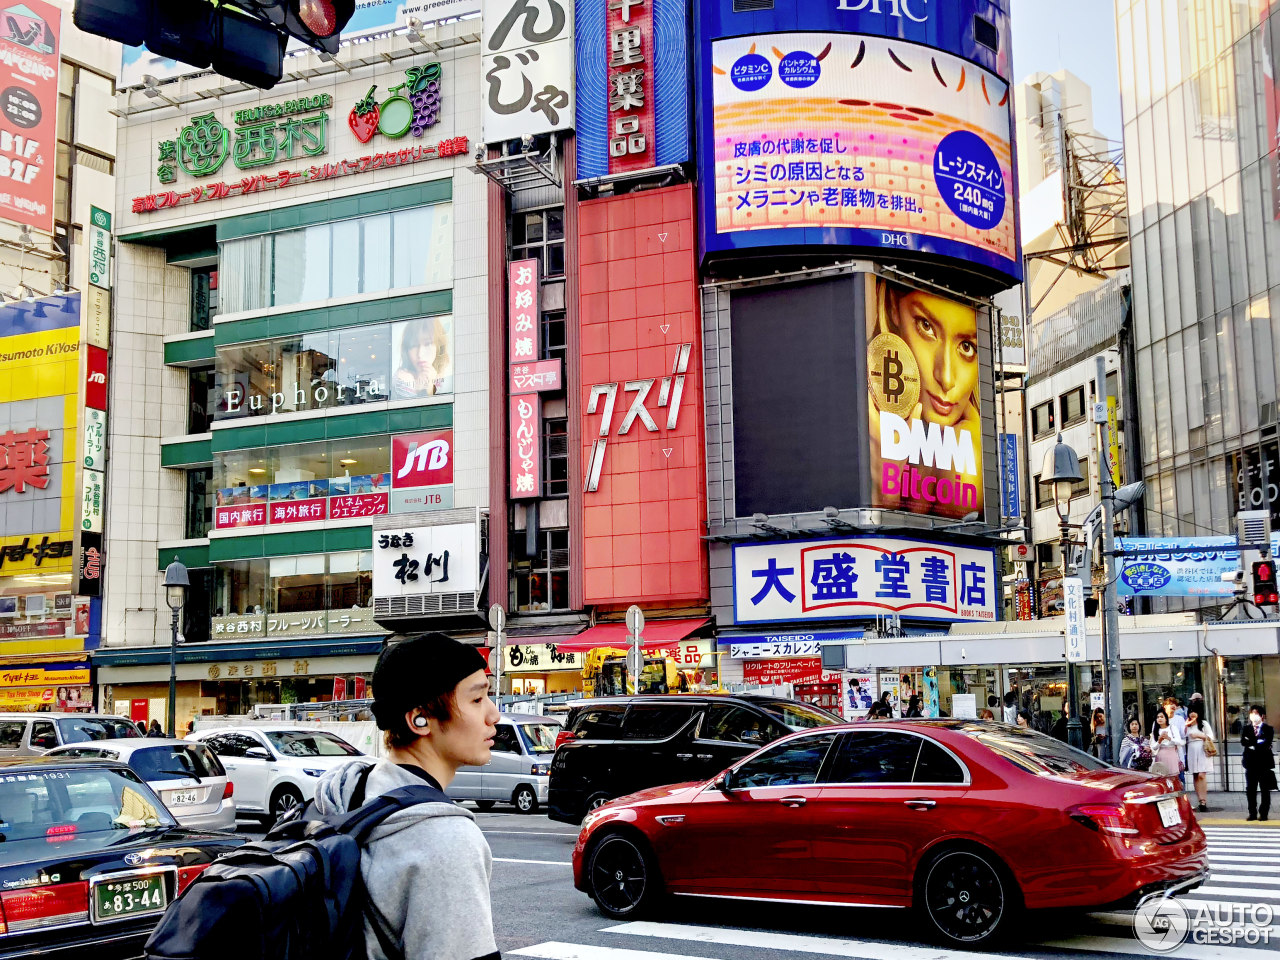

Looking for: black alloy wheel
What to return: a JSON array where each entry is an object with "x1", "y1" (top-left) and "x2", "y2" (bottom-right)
[
  {"x1": 921, "y1": 849, "x2": 1009, "y2": 946},
  {"x1": 586, "y1": 792, "x2": 611, "y2": 813},
  {"x1": 474, "y1": 800, "x2": 497, "y2": 811},
  {"x1": 587, "y1": 833, "x2": 658, "y2": 919}
]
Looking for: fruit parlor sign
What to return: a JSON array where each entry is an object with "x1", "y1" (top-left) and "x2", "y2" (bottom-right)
[
  {"x1": 349, "y1": 62, "x2": 443, "y2": 144},
  {"x1": 155, "y1": 94, "x2": 333, "y2": 183}
]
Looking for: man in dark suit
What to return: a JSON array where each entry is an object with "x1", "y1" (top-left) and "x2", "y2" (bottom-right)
[{"x1": 1241, "y1": 705, "x2": 1275, "y2": 821}]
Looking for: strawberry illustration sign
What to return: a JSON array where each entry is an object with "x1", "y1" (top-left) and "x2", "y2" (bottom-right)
[{"x1": 349, "y1": 63, "x2": 444, "y2": 144}]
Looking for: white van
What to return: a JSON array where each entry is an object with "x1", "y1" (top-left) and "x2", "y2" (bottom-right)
[{"x1": 447, "y1": 712, "x2": 562, "y2": 814}]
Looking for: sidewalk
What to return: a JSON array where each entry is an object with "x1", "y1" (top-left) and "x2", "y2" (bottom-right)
[{"x1": 1198, "y1": 790, "x2": 1280, "y2": 825}]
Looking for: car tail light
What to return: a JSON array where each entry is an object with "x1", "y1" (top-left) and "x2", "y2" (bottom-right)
[
  {"x1": 1070, "y1": 803, "x2": 1140, "y2": 836},
  {"x1": 176, "y1": 864, "x2": 210, "y2": 896},
  {"x1": 554, "y1": 730, "x2": 576, "y2": 750},
  {"x1": 222, "y1": 780, "x2": 234, "y2": 799},
  {"x1": 0, "y1": 882, "x2": 90, "y2": 933},
  {"x1": 45, "y1": 824, "x2": 76, "y2": 842}
]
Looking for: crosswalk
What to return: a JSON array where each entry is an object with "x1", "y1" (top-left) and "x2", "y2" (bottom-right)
[{"x1": 506, "y1": 826, "x2": 1280, "y2": 960}]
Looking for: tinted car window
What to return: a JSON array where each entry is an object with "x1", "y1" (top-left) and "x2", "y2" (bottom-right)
[
  {"x1": 0, "y1": 766, "x2": 174, "y2": 847},
  {"x1": 825, "y1": 732, "x2": 921, "y2": 784},
  {"x1": 204, "y1": 734, "x2": 244, "y2": 757},
  {"x1": 914, "y1": 739, "x2": 966, "y2": 784},
  {"x1": 57, "y1": 716, "x2": 142, "y2": 743},
  {"x1": 733, "y1": 732, "x2": 838, "y2": 789},
  {"x1": 0, "y1": 721, "x2": 23, "y2": 749},
  {"x1": 265, "y1": 731, "x2": 360, "y2": 757},
  {"x1": 621, "y1": 704, "x2": 695, "y2": 741},
  {"x1": 571, "y1": 706, "x2": 627, "y2": 739},
  {"x1": 54, "y1": 747, "x2": 118, "y2": 760},
  {"x1": 30, "y1": 721, "x2": 57, "y2": 750},
  {"x1": 700, "y1": 704, "x2": 782, "y2": 746},
  {"x1": 967, "y1": 726, "x2": 1108, "y2": 775},
  {"x1": 131, "y1": 744, "x2": 224, "y2": 781},
  {"x1": 492, "y1": 725, "x2": 521, "y2": 754},
  {"x1": 755, "y1": 700, "x2": 841, "y2": 731}
]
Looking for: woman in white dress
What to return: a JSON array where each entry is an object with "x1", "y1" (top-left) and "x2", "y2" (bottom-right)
[
  {"x1": 1150, "y1": 708, "x2": 1184, "y2": 778},
  {"x1": 1185, "y1": 700, "x2": 1215, "y2": 812}
]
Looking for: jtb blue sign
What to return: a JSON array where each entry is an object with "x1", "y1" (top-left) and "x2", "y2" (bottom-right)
[{"x1": 999, "y1": 433, "x2": 1019, "y2": 518}]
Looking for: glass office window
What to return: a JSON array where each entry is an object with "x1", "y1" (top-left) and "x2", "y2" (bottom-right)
[
  {"x1": 328, "y1": 550, "x2": 374, "y2": 609},
  {"x1": 221, "y1": 204, "x2": 452, "y2": 313}
]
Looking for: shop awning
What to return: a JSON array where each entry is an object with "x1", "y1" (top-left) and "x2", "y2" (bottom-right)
[{"x1": 542, "y1": 618, "x2": 709, "y2": 654}]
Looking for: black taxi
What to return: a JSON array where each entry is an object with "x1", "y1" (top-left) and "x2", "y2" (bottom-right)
[{"x1": 0, "y1": 755, "x2": 243, "y2": 960}]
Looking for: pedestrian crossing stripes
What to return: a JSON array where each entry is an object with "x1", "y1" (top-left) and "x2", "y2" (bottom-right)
[{"x1": 504, "y1": 828, "x2": 1280, "y2": 960}]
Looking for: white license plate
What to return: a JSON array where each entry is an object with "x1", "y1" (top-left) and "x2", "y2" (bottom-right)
[
  {"x1": 169, "y1": 789, "x2": 199, "y2": 806},
  {"x1": 1158, "y1": 797, "x2": 1182, "y2": 828}
]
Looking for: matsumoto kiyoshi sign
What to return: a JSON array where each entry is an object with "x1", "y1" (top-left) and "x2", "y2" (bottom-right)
[
  {"x1": 1116, "y1": 535, "x2": 1280, "y2": 597},
  {"x1": 732, "y1": 536, "x2": 997, "y2": 625}
]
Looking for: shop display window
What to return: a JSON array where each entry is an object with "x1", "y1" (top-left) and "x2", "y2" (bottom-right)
[
  {"x1": 1222, "y1": 657, "x2": 1263, "y2": 736},
  {"x1": 212, "y1": 316, "x2": 451, "y2": 420},
  {"x1": 220, "y1": 204, "x2": 452, "y2": 314},
  {"x1": 214, "y1": 551, "x2": 374, "y2": 619}
]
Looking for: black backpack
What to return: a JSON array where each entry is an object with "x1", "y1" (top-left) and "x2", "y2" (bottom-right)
[{"x1": 145, "y1": 765, "x2": 446, "y2": 960}]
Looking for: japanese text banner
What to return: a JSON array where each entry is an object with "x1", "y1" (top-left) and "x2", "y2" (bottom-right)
[
  {"x1": 0, "y1": 0, "x2": 59, "y2": 233},
  {"x1": 732, "y1": 536, "x2": 997, "y2": 624}
]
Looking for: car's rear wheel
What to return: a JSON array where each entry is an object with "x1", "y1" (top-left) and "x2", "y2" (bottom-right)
[
  {"x1": 586, "y1": 792, "x2": 611, "y2": 813},
  {"x1": 270, "y1": 785, "x2": 304, "y2": 820},
  {"x1": 586, "y1": 832, "x2": 661, "y2": 920},
  {"x1": 918, "y1": 848, "x2": 1015, "y2": 947},
  {"x1": 513, "y1": 785, "x2": 537, "y2": 814}
]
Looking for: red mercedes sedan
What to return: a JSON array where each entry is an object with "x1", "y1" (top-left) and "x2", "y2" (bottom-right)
[{"x1": 572, "y1": 720, "x2": 1208, "y2": 947}]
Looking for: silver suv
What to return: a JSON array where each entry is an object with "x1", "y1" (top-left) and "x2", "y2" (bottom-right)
[{"x1": 0, "y1": 712, "x2": 142, "y2": 756}]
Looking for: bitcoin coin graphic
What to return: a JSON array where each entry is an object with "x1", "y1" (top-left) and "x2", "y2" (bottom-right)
[{"x1": 868, "y1": 333, "x2": 921, "y2": 418}]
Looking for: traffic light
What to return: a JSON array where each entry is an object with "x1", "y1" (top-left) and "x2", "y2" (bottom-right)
[
  {"x1": 73, "y1": 1, "x2": 355, "y2": 90},
  {"x1": 1252, "y1": 558, "x2": 1278, "y2": 606}
]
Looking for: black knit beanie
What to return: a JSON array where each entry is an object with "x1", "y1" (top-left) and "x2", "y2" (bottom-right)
[{"x1": 371, "y1": 632, "x2": 489, "y2": 730}]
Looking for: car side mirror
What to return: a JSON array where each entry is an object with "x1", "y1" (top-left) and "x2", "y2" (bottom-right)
[
  {"x1": 714, "y1": 770, "x2": 734, "y2": 793},
  {"x1": 244, "y1": 747, "x2": 271, "y2": 760}
]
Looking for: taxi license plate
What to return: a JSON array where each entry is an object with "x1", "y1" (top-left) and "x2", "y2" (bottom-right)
[
  {"x1": 169, "y1": 789, "x2": 199, "y2": 805},
  {"x1": 92, "y1": 874, "x2": 168, "y2": 923},
  {"x1": 1158, "y1": 797, "x2": 1183, "y2": 828}
]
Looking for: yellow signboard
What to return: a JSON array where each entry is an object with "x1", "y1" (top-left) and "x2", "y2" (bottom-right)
[
  {"x1": 1106, "y1": 396, "x2": 1122, "y2": 487},
  {"x1": 0, "y1": 666, "x2": 90, "y2": 687}
]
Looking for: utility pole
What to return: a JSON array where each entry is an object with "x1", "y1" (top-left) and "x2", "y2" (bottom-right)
[{"x1": 1095, "y1": 356, "x2": 1125, "y2": 761}]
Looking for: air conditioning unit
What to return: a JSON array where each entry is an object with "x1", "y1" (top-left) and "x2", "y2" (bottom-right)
[{"x1": 1237, "y1": 509, "x2": 1272, "y2": 552}]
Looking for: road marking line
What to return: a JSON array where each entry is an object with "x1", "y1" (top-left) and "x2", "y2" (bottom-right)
[
  {"x1": 604, "y1": 920, "x2": 1042, "y2": 960},
  {"x1": 1204, "y1": 875, "x2": 1280, "y2": 886},
  {"x1": 1209, "y1": 856, "x2": 1280, "y2": 863},
  {"x1": 1039, "y1": 935, "x2": 1275, "y2": 960},
  {"x1": 1091, "y1": 912, "x2": 1280, "y2": 939},
  {"x1": 1189, "y1": 886, "x2": 1280, "y2": 900},
  {"x1": 484, "y1": 829, "x2": 580, "y2": 837},
  {"x1": 494, "y1": 857, "x2": 572, "y2": 865},
  {"x1": 512, "y1": 942, "x2": 715, "y2": 960}
]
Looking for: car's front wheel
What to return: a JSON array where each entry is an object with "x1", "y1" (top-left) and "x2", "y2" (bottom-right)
[
  {"x1": 918, "y1": 847, "x2": 1016, "y2": 947},
  {"x1": 513, "y1": 785, "x2": 537, "y2": 814},
  {"x1": 586, "y1": 832, "x2": 662, "y2": 920},
  {"x1": 270, "y1": 784, "x2": 304, "y2": 820}
]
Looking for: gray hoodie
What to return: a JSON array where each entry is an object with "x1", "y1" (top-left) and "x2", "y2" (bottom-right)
[{"x1": 315, "y1": 759, "x2": 499, "y2": 960}]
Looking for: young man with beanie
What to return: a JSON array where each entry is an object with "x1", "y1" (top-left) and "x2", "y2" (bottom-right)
[{"x1": 314, "y1": 632, "x2": 501, "y2": 960}]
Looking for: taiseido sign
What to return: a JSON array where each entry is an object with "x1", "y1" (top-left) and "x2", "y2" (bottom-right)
[{"x1": 836, "y1": 0, "x2": 929, "y2": 21}]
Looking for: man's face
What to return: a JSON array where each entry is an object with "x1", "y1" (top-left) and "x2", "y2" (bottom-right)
[{"x1": 433, "y1": 671, "x2": 500, "y2": 768}]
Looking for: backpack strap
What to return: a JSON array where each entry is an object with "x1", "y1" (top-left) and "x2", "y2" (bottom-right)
[
  {"x1": 347, "y1": 761, "x2": 376, "y2": 811},
  {"x1": 339, "y1": 783, "x2": 453, "y2": 843}
]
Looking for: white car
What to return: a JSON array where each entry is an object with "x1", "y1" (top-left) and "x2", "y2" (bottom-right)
[
  {"x1": 46, "y1": 737, "x2": 236, "y2": 832},
  {"x1": 187, "y1": 726, "x2": 371, "y2": 821}
]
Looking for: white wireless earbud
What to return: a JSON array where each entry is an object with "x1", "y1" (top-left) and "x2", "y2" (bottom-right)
[{"x1": 413, "y1": 716, "x2": 428, "y2": 728}]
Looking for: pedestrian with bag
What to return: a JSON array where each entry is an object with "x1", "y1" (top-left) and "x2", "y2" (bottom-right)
[
  {"x1": 1241, "y1": 704, "x2": 1275, "y2": 822},
  {"x1": 1184, "y1": 694, "x2": 1215, "y2": 813},
  {"x1": 144, "y1": 632, "x2": 501, "y2": 960},
  {"x1": 1119, "y1": 718, "x2": 1152, "y2": 771},
  {"x1": 1150, "y1": 707, "x2": 1183, "y2": 776},
  {"x1": 1089, "y1": 708, "x2": 1112, "y2": 763}
]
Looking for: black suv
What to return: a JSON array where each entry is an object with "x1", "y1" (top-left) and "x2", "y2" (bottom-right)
[{"x1": 547, "y1": 694, "x2": 841, "y2": 824}]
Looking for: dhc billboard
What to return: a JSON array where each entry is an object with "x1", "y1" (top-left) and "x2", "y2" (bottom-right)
[{"x1": 695, "y1": 0, "x2": 1021, "y2": 285}]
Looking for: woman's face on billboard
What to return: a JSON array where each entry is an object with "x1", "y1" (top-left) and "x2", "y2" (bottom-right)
[
  {"x1": 893, "y1": 291, "x2": 978, "y2": 426},
  {"x1": 407, "y1": 328, "x2": 438, "y2": 373}
]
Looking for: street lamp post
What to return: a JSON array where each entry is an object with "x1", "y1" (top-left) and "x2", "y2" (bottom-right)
[
  {"x1": 163, "y1": 559, "x2": 189, "y2": 738},
  {"x1": 1043, "y1": 436, "x2": 1085, "y2": 750}
]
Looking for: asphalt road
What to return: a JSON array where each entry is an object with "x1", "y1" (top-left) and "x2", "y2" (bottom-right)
[{"x1": 237, "y1": 812, "x2": 1280, "y2": 960}]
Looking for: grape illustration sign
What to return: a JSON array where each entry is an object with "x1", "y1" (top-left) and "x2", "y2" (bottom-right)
[
  {"x1": 349, "y1": 63, "x2": 444, "y2": 143},
  {"x1": 706, "y1": 32, "x2": 1016, "y2": 278}
]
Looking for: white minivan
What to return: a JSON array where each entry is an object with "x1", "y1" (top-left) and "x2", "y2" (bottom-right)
[{"x1": 447, "y1": 713, "x2": 561, "y2": 814}]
